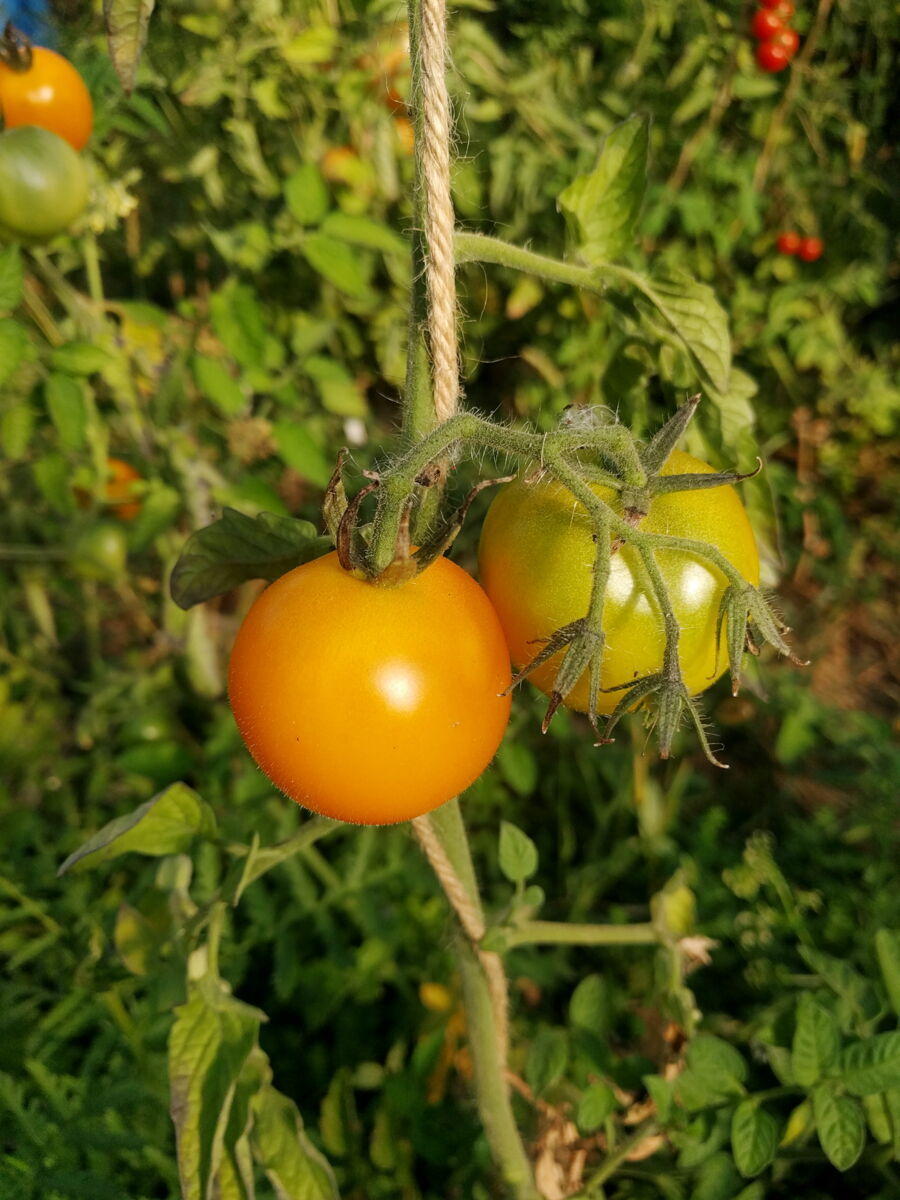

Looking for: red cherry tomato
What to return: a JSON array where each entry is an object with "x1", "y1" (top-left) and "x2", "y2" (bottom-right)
[
  {"x1": 756, "y1": 40, "x2": 791, "y2": 72},
  {"x1": 772, "y1": 28, "x2": 800, "y2": 57},
  {"x1": 776, "y1": 232, "x2": 801, "y2": 255},
  {"x1": 228, "y1": 552, "x2": 513, "y2": 825},
  {"x1": 798, "y1": 236, "x2": 824, "y2": 262},
  {"x1": 759, "y1": 0, "x2": 783, "y2": 7},
  {"x1": 751, "y1": 9, "x2": 785, "y2": 39},
  {"x1": 773, "y1": 0, "x2": 796, "y2": 18},
  {"x1": 0, "y1": 46, "x2": 93, "y2": 151}
]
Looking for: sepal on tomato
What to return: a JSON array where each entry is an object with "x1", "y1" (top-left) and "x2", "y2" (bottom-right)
[
  {"x1": 715, "y1": 584, "x2": 807, "y2": 696},
  {"x1": 506, "y1": 617, "x2": 607, "y2": 736},
  {"x1": 601, "y1": 669, "x2": 728, "y2": 769}
]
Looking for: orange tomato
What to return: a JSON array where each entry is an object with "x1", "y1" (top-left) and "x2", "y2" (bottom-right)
[
  {"x1": 0, "y1": 46, "x2": 93, "y2": 151},
  {"x1": 394, "y1": 115, "x2": 414, "y2": 156},
  {"x1": 104, "y1": 458, "x2": 142, "y2": 521},
  {"x1": 227, "y1": 552, "x2": 512, "y2": 824}
]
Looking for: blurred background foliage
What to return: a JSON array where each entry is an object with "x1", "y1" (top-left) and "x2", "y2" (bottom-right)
[{"x1": 0, "y1": 0, "x2": 898, "y2": 1197}]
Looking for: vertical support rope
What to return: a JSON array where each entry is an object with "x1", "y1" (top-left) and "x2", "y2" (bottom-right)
[
  {"x1": 416, "y1": 0, "x2": 459, "y2": 424},
  {"x1": 412, "y1": 815, "x2": 510, "y2": 1063}
]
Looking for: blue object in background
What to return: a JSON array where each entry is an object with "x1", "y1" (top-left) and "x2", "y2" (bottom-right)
[{"x1": 0, "y1": 0, "x2": 55, "y2": 45}]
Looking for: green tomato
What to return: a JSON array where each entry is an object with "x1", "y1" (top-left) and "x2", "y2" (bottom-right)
[
  {"x1": 0, "y1": 126, "x2": 89, "y2": 242},
  {"x1": 71, "y1": 522, "x2": 128, "y2": 582},
  {"x1": 478, "y1": 450, "x2": 760, "y2": 715}
]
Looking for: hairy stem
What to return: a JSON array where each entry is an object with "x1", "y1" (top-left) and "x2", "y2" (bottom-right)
[{"x1": 504, "y1": 920, "x2": 657, "y2": 949}]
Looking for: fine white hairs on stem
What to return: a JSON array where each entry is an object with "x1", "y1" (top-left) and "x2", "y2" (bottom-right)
[{"x1": 417, "y1": 0, "x2": 459, "y2": 425}]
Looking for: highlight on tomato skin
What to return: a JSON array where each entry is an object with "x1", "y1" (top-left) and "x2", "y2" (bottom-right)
[
  {"x1": 227, "y1": 551, "x2": 513, "y2": 826},
  {"x1": 478, "y1": 449, "x2": 761, "y2": 718}
]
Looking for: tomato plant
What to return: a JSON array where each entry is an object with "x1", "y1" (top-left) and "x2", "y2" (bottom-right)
[
  {"x1": 0, "y1": 125, "x2": 89, "y2": 240},
  {"x1": 776, "y1": 231, "x2": 801, "y2": 254},
  {"x1": 756, "y1": 39, "x2": 791, "y2": 72},
  {"x1": 798, "y1": 235, "x2": 824, "y2": 261},
  {"x1": 0, "y1": 44, "x2": 93, "y2": 150},
  {"x1": 751, "y1": 9, "x2": 785, "y2": 39},
  {"x1": 71, "y1": 522, "x2": 128, "y2": 581},
  {"x1": 104, "y1": 457, "x2": 142, "y2": 520},
  {"x1": 227, "y1": 552, "x2": 512, "y2": 824},
  {"x1": 772, "y1": 27, "x2": 800, "y2": 57},
  {"x1": 478, "y1": 450, "x2": 760, "y2": 716}
]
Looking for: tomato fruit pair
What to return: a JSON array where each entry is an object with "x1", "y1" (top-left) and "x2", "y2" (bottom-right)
[
  {"x1": 228, "y1": 552, "x2": 512, "y2": 825},
  {"x1": 478, "y1": 450, "x2": 760, "y2": 716},
  {"x1": 777, "y1": 232, "x2": 823, "y2": 261},
  {"x1": 0, "y1": 125, "x2": 89, "y2": 241},
  {"x1": 0, "y1": 43, "x2": 93, "y2": 150}
]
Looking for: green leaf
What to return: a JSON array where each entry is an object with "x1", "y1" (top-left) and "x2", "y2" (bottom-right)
[
  {"x1": 192, "y1": 355, "x2": 247, "y2": 417},
  {"x1": 623, "y1": 268, "x2": 731, "y2": 396},
  {"x1": 862, "y1": 1092, "x2": 893, "y2": 1146},
  {"x1": 49, "y1": 342, "x2": 116, "y2": 375},
  {"x1": 45, "y1": 374, "x2": 88, "y2": 451},
  {"x1": 498, "y1": 820, "x2": 538, "y2": 883},
  {"x1": 127, "y1": 484, "x2": 183, "y2": 552},
  {"x1": 792, "y1": 994, "x2": 841, "y2": 1087},
  {"x1": 731, "y1": 1101, "x2": 779, "y2": 1178},
  {"x1": 303, "y1": 356, "x2": 366, "y2": 417},
  {"x1": 302, "y1": 234, "x2": 374, "y2": 300},
  {"x1": 644, "y1": 1074, "x2": 675, "y2": 1123},
  {"x1": 557, "y1": 114, "x2": 649, "y2": 264},
  {"x1": 251, "y1": 1084, "x2": 339, "y2": 1199},
  {"x1": 690, "y1": 1151, "x2": 740, "y2": 1200},
  {"x1": 687, "y1": 1034, "x2": 748, "y2": 1086},
  {"x1": 576, "y1": 1082, "x2": 616, "y2": 1132},
  {"x1": 319, "y1": 212, "x2": 408, "y2": 258},
  {"x1": 495, "y1": 742, "x2": 538, "y2": 796},
  {"x1": 1, "y1": 402, "x2": 34, "y2": 459},
  {"x1": 170, "y1": 508, "x2": 331, "y2": 609},
  {"x1": 270, "y1": 424, "x2": 333, "y2": 488},
  {"x1": 210, "y1": 282, "x2": 269, "y2": 371},
  {"x1": 525, "y1": 1028, "x2": 568, "y2": 1095},
  {"x1": 875, "y1": 929, "x2": 900, "y2": 1017},
  {"x1": 33, "y1": 453, "x2": 74, "y2": 514},
  {"x1": 812, "y1": 1084, "x2": 865, "y2": 1171},
  {"x1": 569, "y1": 974, "x2": 610, "y2": 1033},
  {"x1": 840, "y1": 1032, "x2": 900, "y2": 1096},
  {"x1": 284, "y1": 165, "x2": 330, "y2": 227},
  {"x1": 57, "y1": 783, "x2": 216, "y2": 875},
  {"x1": 0, "y1": 245, "x2": 24, "y2": 311},
  {"x1": 169, "y1": 980, "x2": 264, "y2": 1200},
  {"x1": 104, "y1": 0, "x2": 156, "y2": 92},
  {"x1": 0, "y1": 317, "x2": 28, "y2": 387},
  {"x1": 280, "y1": 24, "x2": 338, "y2": 67}
]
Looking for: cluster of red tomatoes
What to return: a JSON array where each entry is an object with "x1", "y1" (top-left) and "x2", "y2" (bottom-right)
[
  {"x1": 227, "y1": 452, "x2": 761, "y2": 826},
  {"x1": 776, "y1": 231, "x2": 823, "y2": 261},
  {"x1": 752, "y1": 0, "x2": 800, "y2": 73},
  {"x1": 0, "y1": 28, "x2": 93, "y2": 241}
]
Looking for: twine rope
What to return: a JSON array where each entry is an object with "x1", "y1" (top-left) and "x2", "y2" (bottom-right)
[
  {"x1": 417, "y1": 0, "x2": 459, "y2": 424},
  {"x1": 412, "y1": 815, "x2": 510, "y2": 1063}
]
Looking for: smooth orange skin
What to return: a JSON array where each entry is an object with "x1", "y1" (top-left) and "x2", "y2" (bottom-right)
[
  {"x1": 478, "y1": 450, "x2": 760, "y2": 716},
  {"x1": 0, "y1": 47, "x2": 93, "y2": 150},
  {"x1": 227, "y1": 552, "x2": 512, "y2": 825}
]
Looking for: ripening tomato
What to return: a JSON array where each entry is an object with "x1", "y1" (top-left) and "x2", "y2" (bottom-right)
[
  {"x1": 478, "y1": 450, "x2": 760, "y2": 716},
  {"x1": 0, "y1": 126, "x2": 89, "y2": 241},
  {"x1": 777, "y1": 231, "x2": 801, "y2": 255},
  {"x1": 0, "y1": 46, "x2": 93, "y2": 150},
  {"x1": 772, "y1": 27, "x2": 800, "y2": 57},
  {"x1": 71, "y1": 522, "x2": 128, "y2": 582},
  {"x1": 759, "y1": 0, "x2": 783, "y2": 7},
  {"x1": 228, "y1": 552, "x2": 512, "y2": 825},
  {"x1": 798, "y1": 236, "x2": 824, "y2": 262},
  {"x1": 756, "y1": 39, "x2": 791, "y2": 72},
  {"x1": 104, "y1": 458, "x2": 142, "y2": 521},
  {"x1": 751, "y1": 9, "x2": 785, "y2": 39},
  {"x1": 773, "y1": 0, "x2": 795, "y2": 18}
]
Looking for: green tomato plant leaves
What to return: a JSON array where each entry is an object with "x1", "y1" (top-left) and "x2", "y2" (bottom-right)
[
  {"x1": 57, "y1": 784, "x2": 217, "y2": 875},
  {"x1": 558, "y1": 114, "x2": 649, "y2": 264},
  {"x1": 104, "y1": 0, "x2": 157, "y2": 93},
  {"x1": 170, "y1": 508, "x2": 332, "y2": 609}
]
